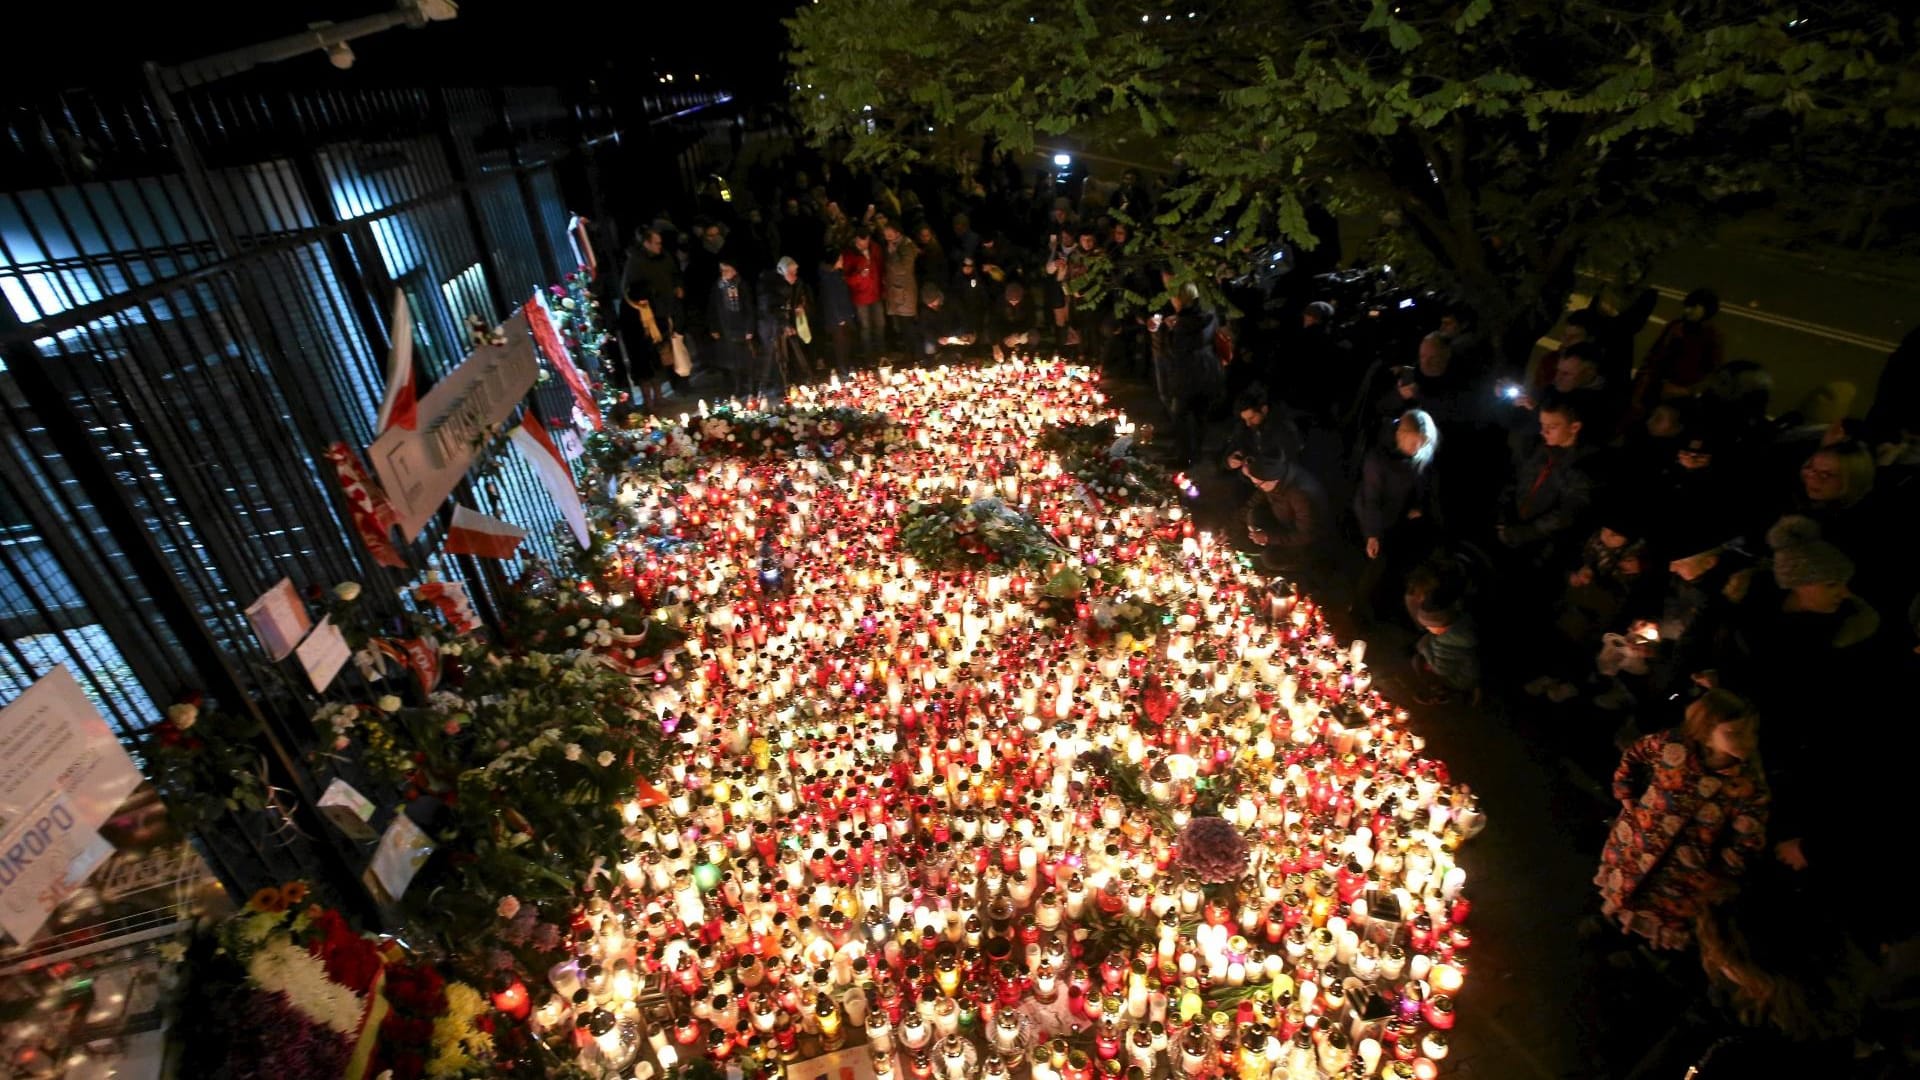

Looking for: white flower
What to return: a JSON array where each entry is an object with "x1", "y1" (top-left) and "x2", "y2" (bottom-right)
[
  {"x1": 496, "y1": 895, "x2": 521, "y2": 919},
  {"x1": 565, "y1": 743, "x2": 584, "y2": 761},
  {"x1": 167, "y1": 703, "x2": 199, "y2": 730},
  {"x1": 247, "y1": 938, "x2": 365, "y2": 1033},
  {"x1": 333, "y1": 581, "x2": 363, "y2": 602},
  {"x1": 377, "y1": 694, "x2": 403, "y2": 713},
  {"x1": 597, "y1": 750, "x2": 616, "y2": 768}
]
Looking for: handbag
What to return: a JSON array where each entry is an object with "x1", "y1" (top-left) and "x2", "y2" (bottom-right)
[
  {"x1": 669, "y1": 333, "x2": 692, "y2": 378},
  {"x1": 795, "y1": 308, "x2": 813, "y2": 345}
]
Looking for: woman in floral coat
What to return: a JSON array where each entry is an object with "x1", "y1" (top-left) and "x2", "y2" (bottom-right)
[{"x1": 1596, "y1": 689, "x2": 1769, "y2": 950}]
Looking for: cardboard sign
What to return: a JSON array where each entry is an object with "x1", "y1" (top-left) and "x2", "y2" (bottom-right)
[
  {"x1": 244, "y1": 578, "x2": 312, "y2": 661},
  {"x1": 0, "y1": 667, "x2": 145, "y2": 943},
  {"x1": 368, "y1": 315, "x2": 539, "y2": 539}
]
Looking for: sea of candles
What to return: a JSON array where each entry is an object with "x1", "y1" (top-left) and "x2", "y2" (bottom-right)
[{"x1": 542, "y1": 361, "x2": 1482, "y2": 1078}]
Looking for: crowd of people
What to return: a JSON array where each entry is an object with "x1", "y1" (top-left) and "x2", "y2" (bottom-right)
[{"x1": 601, "y1": 136, "x2": 1919, "y2": 1076}]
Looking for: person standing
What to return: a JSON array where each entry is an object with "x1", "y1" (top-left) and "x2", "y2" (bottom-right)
[
  {"x1": 618, "y1": 227, "x2": 681, "y2": 412},
  {"x1": 705, "y1": 260, "x2": 756, "y2": 398},
  {"x1": 756, "y1": 257, "x2": 817, "y2": 396},
  {"x1": 1354, "y1": 409, "x2": 1441, "y2": 621},
  {"x1": 1151, "y1": 285, "x2": 1226, "y2": 469},
  {"x1": 1632, "y1": 287, "x2": 1725, "y2": 411},
  {"x1": 881, "y1": 222, "x2": 920, "y2": 360},
  {"x1": 842, "y1": 227, "x2": 885, "y2": 362},
  {"x1": 1596, "y1": 689, "x2": 1769, "y2": 951}
]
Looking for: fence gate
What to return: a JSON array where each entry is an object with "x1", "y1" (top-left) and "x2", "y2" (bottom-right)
[{"x1": 0, "y1": 77, "x2": 618, "y2": 943}]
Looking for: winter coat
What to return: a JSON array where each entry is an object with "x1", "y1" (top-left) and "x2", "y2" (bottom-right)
[
  {"x1": 1152, "y1": 309, "x2": 1226, "y2": 403},
  {"x1": 757, "y1": 271, "x2": 812, "y2": 338},
  {"x1": 883, "y1": 237, "x2": 920, "y2": 317},
  {"x1": 1355, "y1": 447, "x2": 1436, "y2": 541},
  {"x1": 815, "y1": 264, "x2": 855, "y2": 328},
  {"x1": 621, "y1": 247, "x2": 683, "y2": 327},
  {"x1": 707, "y1": 276, "x2": 757, "y2": 342},
  {"x1": 1637, "y1": 319, "x2": 1725, "y2": 399},
  {"x1": 1501, "y1": 443, "x2": 1597, "y2": 554},
  {"x1": 1242, "y1": 461, "x2": 1326, "y2": 553},
  {"x1": 1222, "y1": 414, "x2": 1301, "y2": 484},
  {"x1": 843, "y1": 247, "x2": 883, "y2": 307},
  {"x1": 1415, "y1": 617, "x2": 1481, "y2": 691},
  {"x1": 989, "y1": 297, "x2": 1041, "y2": 348},
  {"x1": 1597, "y1": 732, "x2": 1768, "y2": 950}
]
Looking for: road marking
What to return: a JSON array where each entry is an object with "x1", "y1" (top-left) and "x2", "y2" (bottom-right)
[
  {"x1": 1577, "y1": 275, "x2": 1897, "y2": 353},
  {"x1": 1643, "y1": 284, "x2": 1896, "y2": 352}
]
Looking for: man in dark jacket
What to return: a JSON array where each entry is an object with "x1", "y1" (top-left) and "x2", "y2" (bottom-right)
[
  {"x1": 989, "y1": 282, "x2": 1042, "y2": 359},
  {"x1": 1152, "y1": 288, "x2": 1227, "y2": 468},
  {"x1": 1242, "y1": 458, "x2": 1328, "y2": 573},
  {"x1": 950, "y1": 255, "x2": 992, "y2": 344},
  {"x1": 1223, "y1": 385, "x2": 1304, "y2": 491},
  {"x1": 1498, "y1": 399, "x2": 1597, "y2": 570},
  {"x1": 915, "y1": 283, "x2": 971, "y2": 365},
  {"x1": 706, "y1": 260, "x2": 756, "y2": 397}
]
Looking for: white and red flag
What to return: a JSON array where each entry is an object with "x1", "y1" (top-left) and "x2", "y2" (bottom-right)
[
  {"x1": 443, "y1": 505, "x2": 528, "y2": 559},
  {"x1": 376, "y1": 288, "x2": 418, "y2": 433},
  {"x1": 509, "y1": 420, "x2": 589, "y2": 548}
]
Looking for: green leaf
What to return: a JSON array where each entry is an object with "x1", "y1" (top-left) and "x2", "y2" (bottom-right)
[
  {"x1": 1454, "y1": 0, "x2": 1492, "y2": 33},
  {"x1": 1388, "y1": 20, "x2": 1423, "y2": 52}
]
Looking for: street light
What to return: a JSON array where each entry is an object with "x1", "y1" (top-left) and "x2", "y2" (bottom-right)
[
  {"x1": 150, "y1": 0, "x2": 458, "y2": 91},
  {"x1": 1053, "y1": 153, "x2": 1072, "y2": 168}
]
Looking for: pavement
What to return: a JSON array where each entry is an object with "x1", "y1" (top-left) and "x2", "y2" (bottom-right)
[{"x1": 1091, "y1": 367, "x2": 1636, "y2": 1080}]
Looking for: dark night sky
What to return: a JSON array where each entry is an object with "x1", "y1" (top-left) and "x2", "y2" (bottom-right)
[{"x1": 6, "y1": 1, "x2": 801, "y2": 101}]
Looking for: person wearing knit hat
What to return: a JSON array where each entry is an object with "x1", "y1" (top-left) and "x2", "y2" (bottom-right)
[{"x1": 1767, "y1": 515, "x2": 1855, "y2": 591}]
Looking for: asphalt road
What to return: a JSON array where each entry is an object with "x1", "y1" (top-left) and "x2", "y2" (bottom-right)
[
  {"x1": 1034, "y1": 144, "x2": 1913, "y2": 419},
  {"x1": 1561, "y1": 237, "x2": 1910, "y2": 419}
]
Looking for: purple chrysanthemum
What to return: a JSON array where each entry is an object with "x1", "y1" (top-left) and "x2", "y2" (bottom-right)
[{"x1": 1176, "y1": 815, "x2": 1249, "y2": 884}]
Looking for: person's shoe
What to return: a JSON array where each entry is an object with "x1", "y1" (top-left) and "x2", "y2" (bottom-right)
[{"x1": 1412, "y1": 686, "x2": 1455, "y2": 706}]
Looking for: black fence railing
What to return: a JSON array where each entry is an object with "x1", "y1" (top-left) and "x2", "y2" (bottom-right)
[{"x1": 0, "y1": 77, "x2": 699, "y2": 908}]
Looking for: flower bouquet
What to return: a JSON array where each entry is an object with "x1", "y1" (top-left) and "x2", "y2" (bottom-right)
[
  {"x1": 1039, "y1": 419, "x2": 1177, "y2": 507},
  {"x1": 900, "y1": 496, "x2": 1072, "y2": 572},
  {"x1": 584, "y1": 403, "x2": 904, "y2": 482}
]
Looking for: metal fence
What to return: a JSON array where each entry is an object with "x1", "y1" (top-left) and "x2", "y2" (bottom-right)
[{"x1": 0, "y1": 76, "x2": 720, "y2": 915}]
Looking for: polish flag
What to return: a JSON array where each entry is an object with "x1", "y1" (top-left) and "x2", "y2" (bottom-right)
[
  {"x1": 510, "y1": 420, "x2": 589, "y2": 548},
  {"x1": 376, "y1": 288, "x2": 418, "y2": 433},
  {"x1": 444, "y1": 505, "x2": 528, "y2": 559}
]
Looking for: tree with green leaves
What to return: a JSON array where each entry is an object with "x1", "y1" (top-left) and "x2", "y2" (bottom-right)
[{"x1": 788, "y1": 0, "x2": 1918, "y2": 363}]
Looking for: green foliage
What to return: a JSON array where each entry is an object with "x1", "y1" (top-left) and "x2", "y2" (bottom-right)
[
  {"x1": 790, "y1": 1, "x2": 1919, "y2": 355},
  {"x1": 145, "y1": 705, "x2": 269, "y2": 832},
  {"x1": 1039, "y1": 419, "x2": 1175, "y2": 507},
  {"x1": 899, "y1": 495, "x2": 1072, "y2": 572}
]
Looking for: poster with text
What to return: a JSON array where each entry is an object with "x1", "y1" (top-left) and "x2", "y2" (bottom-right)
[{"x1": 0, "y1": 666, "x2": 146, "y2": 943}]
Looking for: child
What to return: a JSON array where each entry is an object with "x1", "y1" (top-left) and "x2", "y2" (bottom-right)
[{"x1": 1412, "y1": 601, "x2": 1481, "y2": 706}]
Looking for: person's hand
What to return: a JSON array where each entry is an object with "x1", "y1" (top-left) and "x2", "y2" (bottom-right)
[
  {"x1": 711, "y1": 332, "x2": 722, "y2": 340},
  {"x1": 1569, "y1": 567, "x2": 1594, "y2": 588},
  {"x1": 1515, "y1": 394, "x2": 1536, "y2": 411},
  {"x1": 1406, "y1": 508, "x2": 1423, "y2": 520},
  {"x1": 784, "y1": 327, "x2": 797, "y2": 337},
  {"x1": 1495, "y1": 523, "x2": 1511, "y2": 545},
  {"x1": 1691, "y1": 670, "x2": 1718, "y2": 690},
  {"x1": 1226, "y1": 451, "x2": 1246, "y2": 469},
  {"x1": 1366, "y1": 537, "x2": 1381, "y2": 560},
  {"x1": 1397, "y1": 382, "x2": 1417, "y2": 401},
  {"x1": 1775, "y1": 838, "x2": 1808, "y2": 871},
  {"x1": 1254, "y1": 477, "x2": 1279, "y2": 493},
  {"x1": 674, "y1": 287, "x2": 684, "y2": 299},
  {"x1": 1247, "y1": 527, "x2": 1270, "y2": 546}
]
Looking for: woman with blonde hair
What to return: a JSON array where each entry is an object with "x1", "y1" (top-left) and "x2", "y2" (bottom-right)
[{"x1": 1595, "y1": 689, "x2": 1769, "y2": 950}]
